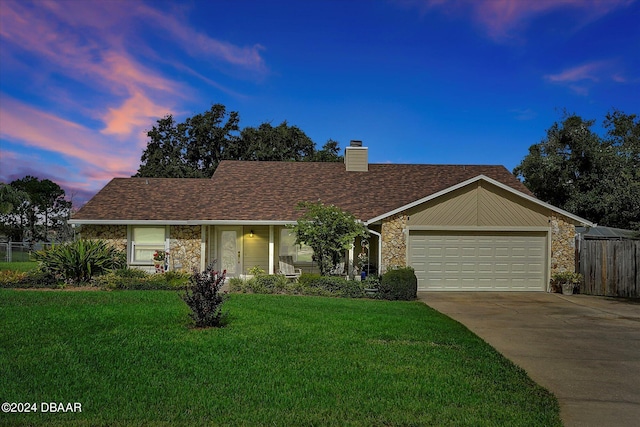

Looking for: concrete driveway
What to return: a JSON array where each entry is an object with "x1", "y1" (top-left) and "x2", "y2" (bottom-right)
[{"x1": 419, "y1": 292, "x2": 640, "y2": 427}]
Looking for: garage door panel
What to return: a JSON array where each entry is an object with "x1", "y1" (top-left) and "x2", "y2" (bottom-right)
[{"x1": 410, "y1": 231, "x2": 547, "y2": 291}]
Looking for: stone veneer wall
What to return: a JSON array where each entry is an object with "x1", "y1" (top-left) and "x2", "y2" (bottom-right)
[
  {"x1": 169, "y1": 225, "x2": 201, "y2": 273},
  {"x1": 550, "y1": 216, "x2": 576, "y2": 276},
  {"x1": 381, "y1": 214, "x2": 407, "y2": 273},
  {"x1": 81, "y1": 225, "x2": 127, "y2": 253}
]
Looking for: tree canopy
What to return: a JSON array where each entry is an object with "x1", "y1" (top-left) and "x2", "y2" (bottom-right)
[
  {"x1": 514, "y1": 110, "x2": 640, "y2": 230},
  {"x1": 290, "y1": 201, "x2": 369, "y2": 276},
  {"x1": 136, "y1": 104, "x2": 343, "y2": 178},
  {"x1": 0, "y1": 176, "x2": 72, "y2": 243}
]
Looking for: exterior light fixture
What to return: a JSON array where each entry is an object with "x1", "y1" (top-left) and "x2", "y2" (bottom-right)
[{"x1": 249, "y1": 230, "x2": 254, "y2": 238}]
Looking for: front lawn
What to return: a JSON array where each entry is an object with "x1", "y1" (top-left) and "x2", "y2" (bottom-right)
[
  {"x1": 0, "y1": 290, "x2": 561, "y2": 426},
  {"x1": 0, "y1": 261, "x2": 38, "y2": 272}
]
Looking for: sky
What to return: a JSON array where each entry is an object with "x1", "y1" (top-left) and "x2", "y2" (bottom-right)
[{"x1": 1, "y1": 0, "x2": 639, "y2": 208}]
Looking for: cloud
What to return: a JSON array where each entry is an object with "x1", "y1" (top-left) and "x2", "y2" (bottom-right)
[
  {"x1": 101, "y1": 90, "x2": 173, "y2": 138},
  {"x1": 0, "y1": 97, "x2": 140, "y2": 179},
  {"x1": 544, "y1": 62, "x2": 604, "y2": 83},
  {"x1": 137, "y1": 4, "x2": 267, "y2": 71},
  {"x1": 0, "y1": 0, "x2": 270, "y2": 206},
  {"x1": 401, "y1": 0, "x2": 634, "y2": 42},
  {"x1": 543, "y1": 61, "x2": 628, "y2": 95},
  {"x1": 0, "y1": 0, "x2": 265, "y2": 141}
]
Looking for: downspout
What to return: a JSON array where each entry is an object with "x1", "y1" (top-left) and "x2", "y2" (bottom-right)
[{"x1": 366, "y1": 228, "x2": 383, "y2": 275}]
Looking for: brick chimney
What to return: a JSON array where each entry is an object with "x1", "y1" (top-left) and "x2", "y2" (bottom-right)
[{"x1": 344, "y1": 140, "x2": 368, "y2": 172}]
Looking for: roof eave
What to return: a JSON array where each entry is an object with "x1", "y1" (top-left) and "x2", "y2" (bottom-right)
[{"x1": 68, "y1": 219, "x2": 295, "y2": 226}]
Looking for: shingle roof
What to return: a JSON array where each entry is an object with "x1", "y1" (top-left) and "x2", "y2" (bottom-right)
[
  {"x1": 72, "y1": 161, "x2": 532, "y2": 222},
  {"x1": 71, "y1": 178, "x2": 214, "y2": 221}
]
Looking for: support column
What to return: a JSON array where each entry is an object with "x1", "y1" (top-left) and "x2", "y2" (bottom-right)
[{"x1": 268, "y1": 225, "x2": 275, "y2": 274}]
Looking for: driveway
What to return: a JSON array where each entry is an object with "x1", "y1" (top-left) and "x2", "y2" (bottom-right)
[{"x1": 419, "y1": 292, "x2": 640, "y2": 427}]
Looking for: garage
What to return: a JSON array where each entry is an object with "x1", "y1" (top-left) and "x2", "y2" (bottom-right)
[{"x1": 409, "y1": 230, "x2": 547, "y2": 291}]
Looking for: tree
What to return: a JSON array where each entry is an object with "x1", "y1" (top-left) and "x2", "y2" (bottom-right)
[
  {"x1": 136, "y1": 104, "x2": 240, "y2": 178},
  {"x1": 290, "y1": 201, "x2": 369, "y2": 276},
  {"x1": 0, "y1": 183, "x2": 29, "y2": 215},
  {"x1": 306, "y1": 139, "x2": 343, "y2": 162},
  {"x1": 234, "y1": 121, "x2": 316, "y2": 161},
  {"x1": 513, "y1": 111, "x2": 640, "y2": 230},
  {"x1": 135, "y1": 104, "x2": 343, "y2": 178},
  {"x1": 0, "y1": 176, "x2": 72, "y2": 243}
]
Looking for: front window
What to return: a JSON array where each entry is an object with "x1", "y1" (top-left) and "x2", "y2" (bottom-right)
[
  {"x1": 280, "y1": 229, "x2": 313, "y2": 263},
  {"x1": 131, "y1": 227, "x2": 166, "y2": 264}
]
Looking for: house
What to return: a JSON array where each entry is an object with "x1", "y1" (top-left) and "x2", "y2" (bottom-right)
[{"x1": 69, "y1": 141, "x2": 595, "y2": 291}]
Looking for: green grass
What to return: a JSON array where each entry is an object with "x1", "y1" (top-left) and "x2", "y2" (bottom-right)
[
  {"x1": 0, "y1": 261, "x2": 38, "y2": 272},
  {"x1": 0, "y1": 290, "x2": 561, "y2": 426}
]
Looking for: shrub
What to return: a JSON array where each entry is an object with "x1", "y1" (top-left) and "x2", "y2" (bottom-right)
[
  {"x1": 181, "y1": 264, "x2": 228, "y2": 328},
  {"x1": 298, "y1": 273, "x2": 322, "y2": 288},
  {"x1": 296, "y1": 274, "x2": 365, "y2": 298},
  {"x1": 232, "y1": 274, "x2": 288, "y2": 294},
  {"x1": 0, "y1": 270, "x2": 27, "y2": 287},
  {"x1": 378, "y1": 267, "x2": 417, "y2": 301},
  {"x1": 251, "y1": 274, "x2": 288, "y2": 294},
  {"x1": 228, "y1": 277, "x2": 247, "y2": 293},
  {"x1": 247, "y1": 265, "x2": 266, "y2": 276},
  {"x1": 33, "y1": 240, "x2": 126, "y2": 284},
  {"x1": 0, "y1": 268, "x2": 61, "y2": 289},
  {"x1": 362, "y1": 275, "x2": 381, "y2": 289}
]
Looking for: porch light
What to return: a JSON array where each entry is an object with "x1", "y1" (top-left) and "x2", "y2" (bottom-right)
[{"x1": 249, "y1": 230, "x2": 254, "y2": 238}]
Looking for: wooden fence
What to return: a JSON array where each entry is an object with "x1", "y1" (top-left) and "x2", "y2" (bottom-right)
[{"x1": 577, "y1": 239, "x2": 640, "y2": 298}]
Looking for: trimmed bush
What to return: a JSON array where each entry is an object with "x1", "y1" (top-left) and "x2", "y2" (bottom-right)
[
  {"x1": 378, "y1": 267, "x2": 418, "y2": 300},
  {"x1": 298, "y1": 273, "x2": 322, "y2": 288},
  {"x1": 251, "y1": 274, "x2": 288, "y2": 294},
  {"x1": 33, "y1": 239, "x2": 126, "y2": 284},
  {"x1": 231, "y1": 274, "x2": 288, "y2": 294},
  {"x1": 181, "y1": 264, "x2": 228, "y2": 328},
  {"x1": 227, "y1": 277, "x2": 247, "y2": 293},
  {"x1": 0, "y1": 268, "x2": 61, "y2": 289},
  {"x1": 303, "y1": 276, "x2": 365, "y2": 298},
  {"x1": 228, "y1": 272, "x2": 369, "y2": 298}
]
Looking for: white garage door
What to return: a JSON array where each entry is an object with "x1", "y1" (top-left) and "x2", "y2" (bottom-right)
[{"x1": 409, "y1": 231, "x2": 547, "y2": 291}]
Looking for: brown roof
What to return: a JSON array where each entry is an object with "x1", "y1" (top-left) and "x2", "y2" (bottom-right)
[
  {"x1": 72, "y1": 161, "x2": 532, "y2": 222},
  {"x1": 72, "y1": 178, "x2": 214, "y2": 221}
]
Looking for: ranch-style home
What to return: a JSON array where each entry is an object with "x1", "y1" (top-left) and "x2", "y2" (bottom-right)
[{"x1": 69, "y1": 141, "x2": 594, "y2": 292}]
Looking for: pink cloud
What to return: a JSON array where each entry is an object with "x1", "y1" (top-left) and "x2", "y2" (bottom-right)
[
  {"x1": 0, "y1": 0, "x2": 260, "y2": 142},
  {"x1": 544, "y1": 60, "x2": 628, "y2": 94},
  {"x1": 544, "y1": 62, "x2": 604, "y2": 83},
  {"x1": 0, "y1": 97, "x2": 140, "y2": 176},
  {"x1": 0, "y1": 0, "x2": 270, "y2": 206},
  {"x1": 101, "y1": 90, "x2": 174, "y2": 138}
]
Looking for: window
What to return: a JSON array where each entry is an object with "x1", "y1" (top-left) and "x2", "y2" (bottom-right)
[
  {"x1": 280, "y1": 229, "x2": 313, "y2": 263},
  {"x1": 131, "y1": 227, "x2": 166, "y2": 264}
]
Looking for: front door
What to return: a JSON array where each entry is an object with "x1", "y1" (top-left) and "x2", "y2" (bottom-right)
[{"x1": 217, "y1": 226, "x2": 243, "y2": 277}]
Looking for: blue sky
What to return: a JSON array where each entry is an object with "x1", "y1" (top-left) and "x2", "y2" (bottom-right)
[{"x1": 1, "y1": 0, "x2": 638, "y2": 207}]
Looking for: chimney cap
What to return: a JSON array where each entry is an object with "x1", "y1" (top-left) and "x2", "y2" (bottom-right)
[{"x1": 349, "y1": 140, "x2": 362, "y2": 147}]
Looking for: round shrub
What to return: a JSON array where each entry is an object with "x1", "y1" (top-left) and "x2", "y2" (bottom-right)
[{"x1": 378, "y1": 267, "x2": 418, "y2": 301}]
